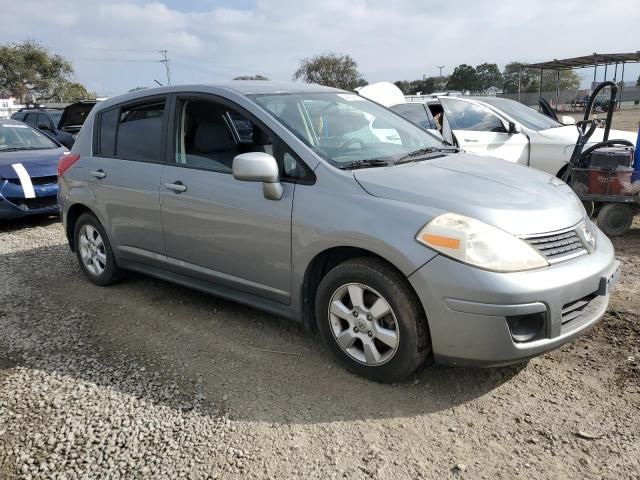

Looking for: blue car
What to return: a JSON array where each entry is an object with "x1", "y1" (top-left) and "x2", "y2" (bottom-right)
[{"x1": 0, "y1": 119, "x2": 66, "y2": 219}]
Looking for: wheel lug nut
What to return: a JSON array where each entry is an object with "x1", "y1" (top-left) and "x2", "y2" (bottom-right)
[
  {"x1": 353, "y1": 311, "x2": 358, "y2": 317},
  {"x1": 367, "y1": 315, "x2": 372, "y2": 321},
  {"x1": 354, "y1": 327, "x2": 359, "y2": 333},
  {"x1": 368, "y1": 331, "x2": 373, "y2": 337}
]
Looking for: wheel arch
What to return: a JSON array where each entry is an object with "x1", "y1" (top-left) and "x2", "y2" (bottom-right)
[
  {"x1": 65, "y1": 203, "x2": 100, "y2": 252},
  {"x1": 300, "y1": 246, "x2": 426, "y2": 331}
]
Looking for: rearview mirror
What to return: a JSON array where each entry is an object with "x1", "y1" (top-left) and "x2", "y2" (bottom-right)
[
  {"x1": 37, "y1": 121, "x2": 51, "y2": 131},
  {"x1": 561, "y1": 115, "x2": 576, "y2": 125},
  {"x1": 233, "y1": 152, "x2": 283, "y2": 201},
  {"x1": 507, "y1": 121, "x2": 520, "y2": 134}
]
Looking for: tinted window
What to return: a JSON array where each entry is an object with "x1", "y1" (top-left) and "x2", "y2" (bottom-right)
[
  {"x1": 24, "y1": 113, "x2": 38, "y2": 127},
  {"x1": 441, "y1": 99, "x2": 506, "y2": 132},
  {"x1": 37, "y1": 113, "x2": 51, "y2": 129},
  {"x1": 116, "y1": 101, "x2": 165, "y2": 162},
  {"x1": 98, "y1": 108, "x2": 119, "y2": 156},
  {"x1": 391, "y1": 103, "x2": 432, "y2": 129},
  {"x1": 11, "y1": 112, "x2": 26, "y2": 121}
]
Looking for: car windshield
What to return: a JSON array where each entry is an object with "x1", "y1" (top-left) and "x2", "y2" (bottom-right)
[
  {"x1": 250, "y1": 92, "x2": 446, "y2": 167},
  {"x1": 479, "y1": 97, "x2": 563, "y2": 131},
  {"x1": 0, "y1": 123, "x2": 58, "y2": 151}
]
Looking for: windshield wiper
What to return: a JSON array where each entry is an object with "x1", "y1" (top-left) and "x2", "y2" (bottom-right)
[
  {"x1": 394, "y1": 146, "x2": 459, "y2": 165},
  {"x1": 337, "y1": 159, "x2": 390, "y2": 170}
]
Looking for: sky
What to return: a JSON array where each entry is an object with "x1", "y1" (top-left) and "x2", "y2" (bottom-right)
[{"x1": 1, "y1": 0, "x2": 639, "y2": 97}]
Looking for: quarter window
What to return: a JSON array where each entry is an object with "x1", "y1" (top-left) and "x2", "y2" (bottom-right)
[
  {"x1": 442, "y1": 99, "x2": 506, "y2": 132},
  {"x1": 98, "y1": 108, "x2": 119, "y2": 157}
]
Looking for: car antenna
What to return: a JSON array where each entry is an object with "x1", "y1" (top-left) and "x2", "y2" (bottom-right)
[{"x1": 154, "y1": 79, "x2": 164, "y2": 87}]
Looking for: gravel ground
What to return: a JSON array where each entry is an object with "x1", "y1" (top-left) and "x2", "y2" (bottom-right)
[{"x1": 0, "y1": 217, "x2": 639, "y2": 479}]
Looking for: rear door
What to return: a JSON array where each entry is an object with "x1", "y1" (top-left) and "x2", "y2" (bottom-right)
[
  {"x1": 159, "y1": 95, "x2": 298, "y2": 304},
  {"x1": 440, "y1": 98, "x2": 529, "y2": 164},
  {"x1": 83, "y1": 97, "x2": 167, "y2": 262}
]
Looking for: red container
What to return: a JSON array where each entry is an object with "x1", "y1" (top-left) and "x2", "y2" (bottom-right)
[{"x1": 587, "y1": 170, "x2": 626, "y2": 195}]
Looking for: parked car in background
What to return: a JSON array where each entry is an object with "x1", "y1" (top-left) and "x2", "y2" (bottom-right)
[
  {"x1": 58, "y1": 100, "x2": 98, "y2": 137},
  {"x1": 11, "y1": 108, "x2": 75, "y2": 149},
  {"x1": 59, "y1": 81, "x2": 618, "y2": 382},
  {"x1": 359, "y1": 83, "x2": 637, "y2": 177},
  {"x1": 0, "y1": 119, "x2": 66, "y2": 219}
]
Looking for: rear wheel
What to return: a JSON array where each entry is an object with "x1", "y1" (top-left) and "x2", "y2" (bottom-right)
[
  {"x1": 74, "y1": 213, "x2": 122, "y2": 285},
  {"x1": 596, "y1": 203, "x2": 633, "y2": 237},
  {"x1": 315, "y1": 257, "x2": 430, "y2": 383}
]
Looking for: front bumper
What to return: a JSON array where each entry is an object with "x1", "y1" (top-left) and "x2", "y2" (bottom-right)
[
  {"x1": 0, "y1": 179, "x2": 59, "y2": 219},
  {"x1": 409, "y1": 228, "x2": 618, "y2": 366}
]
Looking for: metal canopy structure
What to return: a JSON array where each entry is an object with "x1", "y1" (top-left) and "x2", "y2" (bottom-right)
[{"x1": 518, "y1": 51, "x2": 640, "y2": 107}]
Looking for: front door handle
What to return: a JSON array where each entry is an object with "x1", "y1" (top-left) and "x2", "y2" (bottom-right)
[
  {"x1": 463, "y1": 138, "x2": 479, "y2": 143},
  {"x1": 90, "y1": 169, "x2": 106, "y2": 179},
  {"x1": 165, "y1": 181, "x2": 187, "y2": 193}
]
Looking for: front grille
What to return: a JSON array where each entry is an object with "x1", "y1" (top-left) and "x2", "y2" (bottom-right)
[
  {"x1": 524, "y1": 229, "x2": 587, "y2": 263},
  {"x1": 561, "y1": 293, "x2": 602, "y2": 333},
  {"x1": 6, "y1": 195, "x2": 57, "y2": 211},
  {"x1": 7, "y1": 175, "x2": 57, "y2": 186}
]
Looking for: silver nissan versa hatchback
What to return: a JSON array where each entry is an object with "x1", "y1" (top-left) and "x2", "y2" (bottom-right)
[{"x1": 58, "y1": 81, "x2": 619, "y2": 382}]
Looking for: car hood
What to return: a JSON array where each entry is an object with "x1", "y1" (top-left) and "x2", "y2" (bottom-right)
[
  {"x1": 0, "y1": 148, "x2": 64, "y2": 179},
  {"x1": 537, "y1": 125, "x2": 637, "y2": 145},
  {"x1": 354, "y1": 153, "x2": 585, "y2": 236}
]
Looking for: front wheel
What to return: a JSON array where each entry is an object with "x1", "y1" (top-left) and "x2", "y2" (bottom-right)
[
  {"x1": 315, "y1": 257, "x2": 430, "y2": 382},
  {"x1": 596, "y1": 203, "x2": 633, "y2": 237}
]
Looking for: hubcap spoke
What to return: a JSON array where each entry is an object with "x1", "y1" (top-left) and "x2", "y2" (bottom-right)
[
  {"x1": 330, "y1": 300, "x2": 353, "y2": 322},
  {"x1": 369, "y1": 297, "x2": 391, "y2": 320},
  {"x1": 362, "y1": 340, "x2": 382, "y2": 364},
  {"x1": 95, "y1": 251, "x2": 107, "y2": 266},
  {"x1": 373, "y1": 324, "x2": 398, "y2": 349},
  {"x1": 347, "y1": 284, "x2": 365, "y2": 309},
  {"x1": 336, "y1": 329, "x2": 357, "y2": 349}
]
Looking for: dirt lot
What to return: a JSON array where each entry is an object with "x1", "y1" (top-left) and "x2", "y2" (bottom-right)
[
  {"x1": 0, "y1": 217, "x2": 639, "y2": 479},
  {"x1": 564, "y1": 107, "x2": 640, "y2": 133}
]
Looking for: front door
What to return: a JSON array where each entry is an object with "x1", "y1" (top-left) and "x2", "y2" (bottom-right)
[
  {"x1": 159, "y1": 96, "x2": 294, "y2": 304},
  {"x1": 441, "y1": 98, "x2": 529, "y2": 164}
]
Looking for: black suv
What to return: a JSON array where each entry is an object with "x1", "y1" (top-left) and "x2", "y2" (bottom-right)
[
  {"x1": 11, "y1": 108, "x2": 75, "y2": 148},
  {"x1": 11, "y1": 101, "x2": 98, "y2": 149}
]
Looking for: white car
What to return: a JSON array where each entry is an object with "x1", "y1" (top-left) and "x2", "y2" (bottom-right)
[
  {"x1": 394, "y1": 96, "x2": 637, "y2": 177},
  {"x1": 359, "y1": 84, "x2": 637, "y2": 177}
]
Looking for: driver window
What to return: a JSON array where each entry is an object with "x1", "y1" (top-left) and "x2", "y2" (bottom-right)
[
  {"x1": 442, "y1": 100, "x2": 506, "y2": 133},
  {"x1": 175, "y1": 99, "x2": 311, "y2": 181}
]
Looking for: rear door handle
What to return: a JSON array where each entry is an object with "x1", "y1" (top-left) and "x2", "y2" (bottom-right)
[
  {"x1": 463, "y1": 138, "x2": 479, "y2": 142},
  {"x1": 165, "y1": 181, "x2": 187, "y2": 193},
  {"x1": 90, "y1": 169, "x2": 106, "y2": 179}
]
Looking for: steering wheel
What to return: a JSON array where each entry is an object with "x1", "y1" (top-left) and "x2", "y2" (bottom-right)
[{"x1": 338, "y1": 137, "x2": 365, "y2": 152}]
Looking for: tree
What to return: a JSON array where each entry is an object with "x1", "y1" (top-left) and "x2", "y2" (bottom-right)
[
  {"x1": 394, "y1": 77, "x2": 444, "y2": 95},
  {"x1": 0, "y1": 41, "x2": 76, "y2": 102},
  {"x1": 502, "y1": 62, "x2": 534, "y2": 94},
  {"x1": 475, "y1": 63, "x2": 502, "y2": 92},
  {"x1": 527, "y1": 69, "x2": 580, "y2": 93},
  {"x1": 233, "y1": 75, "x2": 270, "y2": 80},
  {"x1": 52, "y1": 81, "x2": 95, "y2": 102},
  {"x1": 293, "y1": 53, "x2": 366, "y2": 90},
  {"x1": 446, "y1": 64, "x2": 477, "y2": 92}
]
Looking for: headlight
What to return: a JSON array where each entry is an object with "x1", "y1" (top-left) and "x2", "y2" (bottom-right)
[{"x1": 416, "y1": 213, "x2": 549, "y2": 272}]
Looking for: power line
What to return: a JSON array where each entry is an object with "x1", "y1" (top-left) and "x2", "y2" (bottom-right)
[{"x1": 75, "y1": 58, "x2": 160, "y2": 63}]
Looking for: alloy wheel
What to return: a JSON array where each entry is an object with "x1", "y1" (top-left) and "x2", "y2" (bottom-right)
[{"x1": 78, "y1": 225, "x2": 107, "y2": 276}]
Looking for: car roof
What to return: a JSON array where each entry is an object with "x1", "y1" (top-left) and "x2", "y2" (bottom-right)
[{"x1": 96, "y1": 81, "x2": 345, "y2": 111}]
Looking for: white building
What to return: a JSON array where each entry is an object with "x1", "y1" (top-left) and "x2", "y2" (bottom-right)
[{"x1": 0, "y1": 97, "x2": 25, "y2": 118}]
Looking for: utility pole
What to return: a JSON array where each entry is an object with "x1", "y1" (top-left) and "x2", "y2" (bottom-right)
[
  {"x1": 159, "y1": 50, "x2": 171, "y2": 86},
  {"x1": 437, "y1": 65, "x2": 445, "y2": 77}
]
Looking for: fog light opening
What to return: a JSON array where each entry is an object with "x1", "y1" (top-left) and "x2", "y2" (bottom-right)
[{"x1": 506, "y1": 313, "x2": 545, "y2": 343}]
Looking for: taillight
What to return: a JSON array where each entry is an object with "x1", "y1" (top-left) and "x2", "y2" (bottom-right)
[{"x1": 57, "y1": 154, "x2": 80, "y2": 177}]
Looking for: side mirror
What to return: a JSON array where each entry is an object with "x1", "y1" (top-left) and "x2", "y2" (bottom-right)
[
  {"x1": 507, "y1": 121, "x2": 520, "y2": 134},
  {"x1": 560, "y1": 115, "x2": 576, "y2": 125},
  {"x1": 232, "y1": 152, "x2": 283, "y2": 201},
  {"x1": 37, "y1": 121, "x2": 51, "y2": 131}
]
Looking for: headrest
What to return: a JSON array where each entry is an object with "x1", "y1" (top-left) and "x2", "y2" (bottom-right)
[{"x1": 193, "y1": 122, "x2": 235, "y2": 153}]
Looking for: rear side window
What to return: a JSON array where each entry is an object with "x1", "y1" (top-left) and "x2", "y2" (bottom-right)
[
  {"x1": 441, "y1": 99, "x2": 506, "y2": 132},
  {"x1": 116, "y1": 102, "x2": 165, "y2": 162},
  {"x1": 98, "y1": 108, "x2": 119, "y2": 157}
]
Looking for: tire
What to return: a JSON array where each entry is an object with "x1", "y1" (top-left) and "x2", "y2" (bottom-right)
[
  {"x1": 73, "y1": 213, "x2": 122, "y2": 286},
  {"x1": 315, "y1": 257, "x2": 430, "y2": 383},
  {"x1": 596, "y1": 203, "x2": 633, "y2": 237}
]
